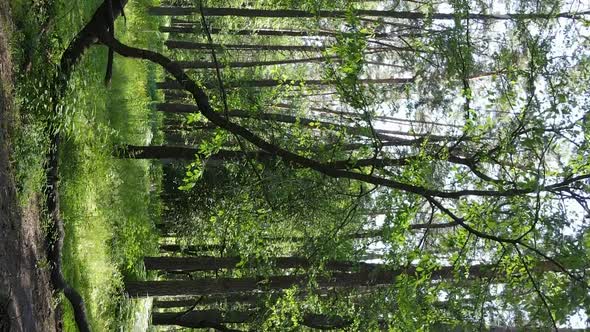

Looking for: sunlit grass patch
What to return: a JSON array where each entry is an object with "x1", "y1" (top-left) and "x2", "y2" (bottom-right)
[
  {"x1": 9, "y1": 0, "x2": 163, "y2": 330},
  {"x1": 58, "y1": 46, "x2": 161, "y2": 332}
]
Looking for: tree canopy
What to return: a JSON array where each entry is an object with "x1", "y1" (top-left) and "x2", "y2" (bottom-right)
[{"x1": 74, "y1": 0, "x2": 590, "y2": 330}]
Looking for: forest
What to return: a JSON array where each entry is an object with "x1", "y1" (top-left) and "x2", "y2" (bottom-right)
[{"x1": 0, "y1": 0, "x2": 589, "y2": 331}]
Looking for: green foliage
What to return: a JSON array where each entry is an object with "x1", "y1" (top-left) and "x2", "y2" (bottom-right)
[
  {"x1": 262, "y1": 288, "x2": 304, "y2": 331},
  {"x1": 6, "y1": 0, "x2": 587, "y2": 330},
  {"x1": 323, "y1": 6, "x2": 371, "y2": 109},
  {"x1": 8, "y1": 0, "x2": 164, "y2": 330}
]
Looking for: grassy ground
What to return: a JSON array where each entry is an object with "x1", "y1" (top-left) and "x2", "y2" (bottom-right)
[{"x1": 8, "y1": 0, "x2": 163, "y2": 330}]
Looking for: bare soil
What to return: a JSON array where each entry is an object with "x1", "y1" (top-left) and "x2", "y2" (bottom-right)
[{"x1": 0, "y1": 3, "x2": 59, "y2": 332}]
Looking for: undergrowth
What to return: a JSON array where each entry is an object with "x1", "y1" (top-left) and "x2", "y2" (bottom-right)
[{"x1": 8, "y1": 0, "x2": 163, "y2": 330}]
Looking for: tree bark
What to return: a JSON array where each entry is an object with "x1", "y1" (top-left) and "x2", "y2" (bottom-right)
[
  {"x1": 148, "y1": 6, "x2": 590, "y2": 21},
  {"x1": 115, "y1": 144, "x2": 476, "y2": 179},
  {"x1": 166, "y1": 40, "x2": 327, "y2": 52},
  {"x1": 173, "y1": 56, "x2": 329, "y2": 69},
  {"x1": 154, "y1": 102, "x2": 425, "y2": 141},
  {"x1": 274, "y1": 103, "x2": 463, "y2": 129},
  {"x1": 160, "y1": 25, "x2": 392, "y2": 38},
  {"x1": 165, "y1": 40, "x2": 412, "y2": 53},
  {"x1": 125, "y1": 260, "x2": 564, "y2": 297},
  {"x1": 153, "y1": 293, "x2": 271, "y2": 308},
  {"x1": 152, "y1": 309, "x2": 352, "y2": 330},
  {"x1": 155, "y1": 77, "x2": 413, "y2": 89},
  {"x1": 144, "y1": 256, "x2": 380, "y2": 272}
]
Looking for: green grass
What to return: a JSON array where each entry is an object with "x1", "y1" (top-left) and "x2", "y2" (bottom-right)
[{"x1": 8, "y1": 0, "x2": 164, "y2": 330}]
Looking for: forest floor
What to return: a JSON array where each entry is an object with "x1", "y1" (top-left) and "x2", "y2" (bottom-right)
[
  {"x1": 0, "y1": 2, "x2": 60, "y2": 331},
  {"x1": 2, "y1": 0, "x2": 163, "y2": 330}
]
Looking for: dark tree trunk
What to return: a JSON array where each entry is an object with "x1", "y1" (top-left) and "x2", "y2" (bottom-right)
[
  {"x1": 155, "y1": 77, "x2": 413, "y2": 89},
  {"x1": 163, "y1": 90, "x2": 189, "y2": 100},
  {"x1": 154, "y1": 102, "x2": 420, "y2": 142},
  {"x1": 166, "y1": 40, "x2": 330, "y2": 52},
  {"x1": 165, "y1": 40, "x2": 410, "y2": 53},
  {"x1": 143, "y1": 256, "x2": 380, "y2": 272},
  {"x1": 60, "y1": 0, "x2": 128, "y2": 75},
  {"x1": 125, "y1": 260, "x2": 564, "y2": 297},
  {"x1": 151, "y1": 310, "x2": 251, "y2": 331},
  {"x1": 160, "y1": 25, "x2": 392, "y2": 38},
  {"x1": 274, "y1": 103, "x2": 463, "y2": 129},
  {"x1": 173, "y1": 56, "x2": 328, "y2": 69},
  {"x1": 152, "y1": 310, "x2": 352, "y2": 330},
  {"x1": 153, "y1": 293, "x2": 271, "y2": 308},
  {"x1": 148, "y1": 6, "x2": 589, "y2": 21},
  {"x1": 114, "y1": 144, "x2": 466, "y2": 174},
  {"x1": 167, "y1": 19, "x2": 446, "y2": 38}
]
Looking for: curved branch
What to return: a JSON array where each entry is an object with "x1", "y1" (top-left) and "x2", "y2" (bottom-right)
[
  {"x1": 514, "y1": 245, "x2": 558, "y2": 331},
  {"x1": 98, "y1": 34, "x2": 589, "y2": 200}
]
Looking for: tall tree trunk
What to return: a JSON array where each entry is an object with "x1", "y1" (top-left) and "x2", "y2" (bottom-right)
[
  {"x1": 166, "y1": 40, "x2": 326, "y2": 52},
  {"x1": 151, "y1": 309, "x2": 251, "y2": 330},
  {"x1": 154, "y1": 103, "x2": 429, "y2": 142},
  {"x1": 115, "y1": 145, "x2": 474, "y2": 176},
  {"x1": 144, "y1": 256, "x2": 379, "y2": 272},
  {"x1": 148, "y1": 6, "x2": 589, "y2": 21},
  {"x1": 153, "y1": 293, "x2": 272, "y2": 308},
  {"x1": 273, "y1": 103, "x2": 463, "y2": 129},
  {"x1": 152, "y1": 309, "x2": 352, "y2": 330},
  {"x1": 168, "y1": 18, "x2": 445, "y2": 37},
  {"x1": 173, "y1": 56, "x2": 329, "y2": 69},
  {"x1": 125, "y1": 260, "x2": 564, "y2": 297},
  {"x1": 164, "y1": 40, "x2": 411, "y2": 53},
  {"x1": 155, "y1": 77, "x2": 413, "y2": 90},
  {"x1": 160, "y1": 26, "x2": 393, "y2": 38}
]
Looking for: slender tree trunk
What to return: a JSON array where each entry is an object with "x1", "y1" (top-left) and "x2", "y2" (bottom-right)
[
  {"x1": 165, "y1": 40, "x2": 411, "y2": 53},
  {"x1": 152, "y1": 309, "x2": 352, "y2": 330},
  {"x1": 173, "y1": 56, "x2": 329, "y2": 69},
  {"x1": 148, "y1": 6, "x2": 589, "y2": 21},
  {"x1": 154, "y1": 103, "x2": 431, "y2": 142},
  {"x1": 274, "y1": 103, "x2": 463, "y2": 129},
  {"x1": 166, "y1": 40, "x2": 328, "y2": 52},
  {"x1": 144, "y1": 256, "x2": 379, "y2": 272},
  {"x1": 160, "y1": 25, "x2": 394, "y2": 38},
  {"x1": 154, "y1": 103, "x2": 362, "y2": 138},
  {"x1": 168, "y1": 19, "x2": 446, "y2": 37},
  {"x1": 171, "y1": 54, "x2": 396, "y2": 69},
  {"x1": 155, "y1": 77, "x2": 413, "y2": 90}
]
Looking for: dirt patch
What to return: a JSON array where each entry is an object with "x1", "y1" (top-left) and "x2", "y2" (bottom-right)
[{"x1": 0, "y1": 3, "x2": 59, "y2": 332}]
